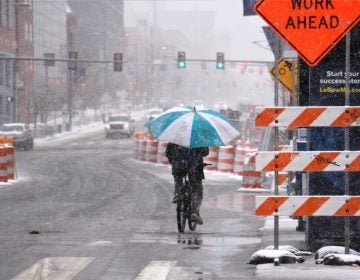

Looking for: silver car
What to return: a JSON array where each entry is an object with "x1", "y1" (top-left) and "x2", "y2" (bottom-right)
[{"x1": 0, "y1": 123, "x2": 34, "y2": 151}]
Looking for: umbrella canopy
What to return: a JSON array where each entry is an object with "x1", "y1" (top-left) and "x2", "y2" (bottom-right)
[{"x1": 145, "y1": 105, "x2": 240, "y2": 148}]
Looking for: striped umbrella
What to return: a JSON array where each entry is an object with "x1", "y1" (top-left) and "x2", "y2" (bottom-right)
[{"x1": 145, "y1": 106, "x2": 240, "y2": 148}]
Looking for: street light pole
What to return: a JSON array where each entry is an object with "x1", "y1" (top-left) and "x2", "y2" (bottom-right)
[{"x1": 13, "y1": 0, "x2": 20, "y2": 122}]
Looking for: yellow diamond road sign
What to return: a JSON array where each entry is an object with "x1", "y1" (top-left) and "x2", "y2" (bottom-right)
[{"x1": 270, "y1": 58, "x2": 297, "y2": 93}]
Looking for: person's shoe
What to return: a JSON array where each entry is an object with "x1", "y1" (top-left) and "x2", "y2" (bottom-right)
[
  {"x1": 190, "y1": 213, "x2": 203, "y2": 225},
  {"x1": 172, "y1": 193, "x2": 180, "y2": 204}
]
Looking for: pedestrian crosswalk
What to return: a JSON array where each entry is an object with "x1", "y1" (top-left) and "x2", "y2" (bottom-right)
[
  {"x1": 10, "y1": 257, "x2": 94, "y2": 280},
  {"x1": 10, "y1": 258, "x2": 208, "y2": 280}
]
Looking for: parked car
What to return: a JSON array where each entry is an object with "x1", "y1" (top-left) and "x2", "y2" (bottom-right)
[
  {"x1": 146, "y1": 108, "x2": 163, "y2": 121},
  {"x1": 29, "y1": 123, "x2": 55, "y2": 138},
  {"x1": 0, "y1": 123, "x2": 34, "y2": 150},
  {"x1": 104, "y1": 114, "x2": 134, "y2": 138}
]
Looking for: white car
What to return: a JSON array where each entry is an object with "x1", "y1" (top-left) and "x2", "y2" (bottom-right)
[
  {"x1": 104, "y1": 114, "x2": 134, "y2": 138},
  {"x1": 146, "y1": 108, "x2": 163, "y2": 121}
]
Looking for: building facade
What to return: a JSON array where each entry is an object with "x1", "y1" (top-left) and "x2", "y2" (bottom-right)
[
  {"x1": 32, "y1": 0, "x2": 68, "y2": 123},
  {"x1": 68, "y1": 0, "x2": 125, "y2": 111},
  {"x1": 0, "y1": 0, "x2": 33, "y2": 124}
]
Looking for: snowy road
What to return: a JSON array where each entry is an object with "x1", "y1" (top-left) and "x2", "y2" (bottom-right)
[{"x1": 0, "y1": 123, "x2": 264, "y2": 279}]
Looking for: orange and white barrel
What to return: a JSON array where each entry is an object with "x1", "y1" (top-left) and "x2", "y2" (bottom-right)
[
  {"x1": 145, "y1": 139, "x2": 158, "y2": 162},
  {"x1": 4, "y1": 146, "x2": 15, "y2": 180},
  {"x1": 233, "y1": 145, "x2": 246, "y2": 175},
  {"x1": 204, "y1": 146, "x2": 219, "y2": 171},
  {"x1": 241, "y1": 153, "x2": 261, "y2": 189},
  {"x1": 0, "y1": 146, "x2": 8, "y2": 182},
  {"x1": 217, "y1": 145, "x2": 234, "y2": 173},
  {"x1": 277, "y1": 172, "x2": 288, "y2": 188},
  {"x1": 157, "y1": 141, "x2": 169, "y2": 164},
  {"x1": 5, "y1": 136, "x2": 15, "y2": 179}
]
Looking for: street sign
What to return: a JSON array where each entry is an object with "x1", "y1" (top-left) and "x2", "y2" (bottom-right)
[
  {"x1": 255, "y1": 0, "x2": 360, "y2": 66},
  {"x1": 270, "y1": 58, "x2": 297, "y2": 92}
]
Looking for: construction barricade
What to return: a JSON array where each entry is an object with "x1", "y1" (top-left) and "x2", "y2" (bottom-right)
[
  {"x1": 233, "y1": 145, "x2": 246, "y2": 175},
  {"x1": 157, "y1": 141, "x2": 169, "y2": 164},
  {"x1": 0, "y1": 144, "x2": 7, "y2": 182},
  {"x1": 203, "y1": 146, "x2": 219, "y2": 171},
  {"x1": 217, "y1": 145, "x2": 234, "y2": 173},
  {"x1": 241, "y1": 152, "x2": 262, "y2": 189},
  {"x1": 145, "y1": 139, "x2": 158, "y2": 162},
  {"x1": 4, "y1": 137, "x2": 15, "y2": 180}
]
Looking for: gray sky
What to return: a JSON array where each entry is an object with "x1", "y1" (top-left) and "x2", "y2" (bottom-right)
[{"x1": 124, "y1": 0, "x2": 274, "y2": 61}]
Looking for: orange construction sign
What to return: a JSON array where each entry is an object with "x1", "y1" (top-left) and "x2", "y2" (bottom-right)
[{"x1": 255, "y1": 0, "x2": 360, "y2": 66}]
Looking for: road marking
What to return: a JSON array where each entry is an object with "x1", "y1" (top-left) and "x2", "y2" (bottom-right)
[
  {"x1": 11, "y1": 257, "x2": 94, "y2": 280},
  {"x1": 135, "y1": 261, "x2": 177, "y2": 280}
]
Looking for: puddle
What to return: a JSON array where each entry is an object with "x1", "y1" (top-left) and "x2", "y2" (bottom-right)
[{"x1": 206, "y1": 192, "x2": 255, "y2": 212}]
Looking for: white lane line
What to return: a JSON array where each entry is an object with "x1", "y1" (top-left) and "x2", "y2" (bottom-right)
[
  {"x1": 167, "y1": 266, "x2": 198, "y2": 280},
  {"x1": 11, "y1": 257, "x2": 94, "y2": 280},
  {"x1": 135, "y1": 261, "x2": 177, "y2": 280}
]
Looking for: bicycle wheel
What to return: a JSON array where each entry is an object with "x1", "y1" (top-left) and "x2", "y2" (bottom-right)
[
  {"x1": 188, "y1": 218, "x2": 197, "y2": 231},
  {"x1": 176, "y1": 202, "x2": 186, "y2": 233}
]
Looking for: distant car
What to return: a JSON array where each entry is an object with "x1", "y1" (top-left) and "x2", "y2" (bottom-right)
[
  {"x1": 146, "y1": 108, "x2": 163, "y2": 121},
  {"x1": 104, "y1": 114, "x2": 134, "y2": 138},
  {"x1": 0, "y1": 123, "x2": 34, "y2": 150}
]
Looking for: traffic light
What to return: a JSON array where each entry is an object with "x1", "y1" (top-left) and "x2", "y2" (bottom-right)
[
  {"x1": 113, "y1": 52, "x2": 123, "y2": 72},
  {"x1": 68, "y1": 51, "x2": 78, "y2": 70},
  {"x1": 216, "y1": 52, "x2": 225, "y2": 70},
  {"x1": 177, "y1": 51, "x2": 186, "y2": 69}
]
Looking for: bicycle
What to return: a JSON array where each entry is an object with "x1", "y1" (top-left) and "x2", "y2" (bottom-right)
[
  {"x1": 176, "y1": 174, "x2": 197, "y2": 233},
  {"x1": 176, "y1": 163, "x2": 210, "y2": 233}
]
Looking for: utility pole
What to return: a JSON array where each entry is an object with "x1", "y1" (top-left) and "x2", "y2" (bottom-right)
[{"x1": 13, "y1": 0, "x2": 20, "y2": 122}]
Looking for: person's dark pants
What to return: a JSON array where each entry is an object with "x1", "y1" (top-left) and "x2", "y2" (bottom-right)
[{"x1": 173, "y1": 173, "x2": 203, "y2": 214}]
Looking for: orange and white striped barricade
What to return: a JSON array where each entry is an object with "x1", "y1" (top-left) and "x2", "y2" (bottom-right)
[
  {"x1": 157, "y1": 141, "x2": 169, "y2": 164},
  {"x1": 137, "y1": 139, "x2": 147, "y2": 161},
  {"x1": 5, "y1": 136, "x2": 15, "y2": 179},
  {"x1": 233, "y1": 145, "x2": 247, "y2": 175},
  {"x1": 204, "y1": 146, "x2": 219, "y2": 171},
  {"x1": 145, "y1": 139, "x2": 158, "y2": 162},
  {"x1": 255, "y1": 151, "x2": 360, "y2": 172},
  {"x1": 0, "y1": 146, "x2": 8, "y2": 182},
  {"x1": 217, "y1": 145, "x2": 234, "y2": 173},
  {"x1": 256, "y1": 196, "x2": 360, "y2": 217},
  {"x1": 255, "y1": 106, "x2": 360, "y2": 128},
  {"x1": 241, "y1": 152, "x2": 262, "y2": 189},
  {"x1": 5, "y1": 144, "x2": 15, "y2": 180}
]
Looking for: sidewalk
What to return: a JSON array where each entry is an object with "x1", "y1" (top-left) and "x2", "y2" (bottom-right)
[{"x1": 254, "y1": 216, "x2": 360, "y2": 280}]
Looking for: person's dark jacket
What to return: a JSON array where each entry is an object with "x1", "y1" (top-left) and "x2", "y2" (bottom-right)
[{"x1": 165, "y1": 143, "x2": 209, "y2": 179}]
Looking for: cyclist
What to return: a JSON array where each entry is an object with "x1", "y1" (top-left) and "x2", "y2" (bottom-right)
[{"x1": 165, "y1": 143, "x2": 209, "y2": 225}]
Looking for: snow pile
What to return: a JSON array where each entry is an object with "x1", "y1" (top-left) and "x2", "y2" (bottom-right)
[
  {"x1": 265, "y1": 245, "x2": 312, "y2": 257},
  {"x1": 321, "y1": 254, "x2": 360, "y2": 266},
  {"x1": 248, "y1": 249, "x2": 305, "y2": 265},
  {"x1": 315, "y1": 246, "x2": 360, "y2": 266}
]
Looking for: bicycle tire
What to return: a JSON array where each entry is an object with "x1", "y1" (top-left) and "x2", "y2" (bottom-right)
[
  {"x1": 188, "y1": 219, "x2": 197, "y2": 231},
  {"x1": 176, "y1": 202, "x2": 186, "y2": 233}
]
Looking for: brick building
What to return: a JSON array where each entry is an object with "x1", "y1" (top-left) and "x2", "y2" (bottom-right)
[{"x1": 0, "y1": 0, "x2": 33, "y2": 123}]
